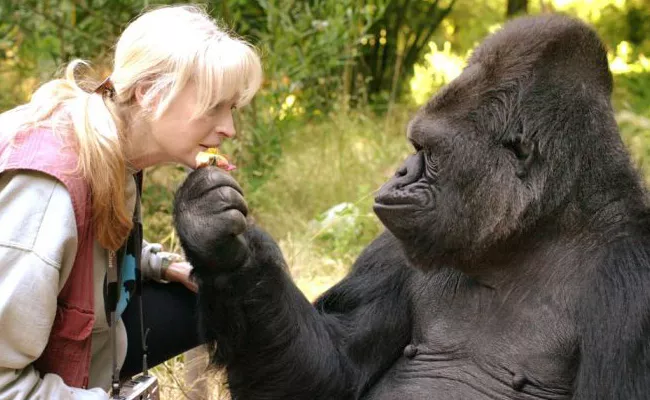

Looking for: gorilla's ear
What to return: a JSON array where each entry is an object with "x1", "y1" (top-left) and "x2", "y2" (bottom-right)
[{"x1": 505, "y1": 137, "x2": 536, "y2": 179}]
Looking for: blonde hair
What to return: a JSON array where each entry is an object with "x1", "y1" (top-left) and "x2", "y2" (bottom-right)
[{"x1": 8, "y1": 5, "x2": 262, "y2": 250}]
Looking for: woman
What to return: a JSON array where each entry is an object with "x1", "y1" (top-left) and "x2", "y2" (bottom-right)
[{"x1": 0, "y1": 4, "x2": 262, "y2": 399}]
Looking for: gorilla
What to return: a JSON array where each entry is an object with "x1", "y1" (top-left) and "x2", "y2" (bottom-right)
[{"x1": 173, "y1": 14, "x2": 650, "y2": 399}]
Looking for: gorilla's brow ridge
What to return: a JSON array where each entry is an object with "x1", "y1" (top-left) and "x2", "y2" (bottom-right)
[{"x1": 426, "y1": 70, "x2": 483, "y2": 114}]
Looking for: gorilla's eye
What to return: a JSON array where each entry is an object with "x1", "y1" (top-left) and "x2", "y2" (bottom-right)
[
  {"x1": 410, "y1": 139, "x2": 423, "y2": 153},
  {"x1": 504, "y1": 138, "x2": 531, "y2": 160}
]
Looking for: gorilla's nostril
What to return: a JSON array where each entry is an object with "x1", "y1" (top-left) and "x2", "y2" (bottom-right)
[
  {"x1": 375, "y1": 151, "x2": 430, "y2": 209},
  {"x1": 398, "y1": 152, "x2": 425, "y2": 183}
]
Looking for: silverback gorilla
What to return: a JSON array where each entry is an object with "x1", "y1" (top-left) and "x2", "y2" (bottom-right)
[{"x1": 173, "y1": 14, "x2": 650, "y2": 400}]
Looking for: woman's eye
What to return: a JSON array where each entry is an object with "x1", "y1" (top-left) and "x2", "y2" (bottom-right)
[{"x1": 208, "y1": 106, "x2": 223, "y2": 116}]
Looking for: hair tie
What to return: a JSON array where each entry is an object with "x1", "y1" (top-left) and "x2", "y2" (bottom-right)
[{"x1": 94, "y1": 76, "x2": 116, "y2": 99}]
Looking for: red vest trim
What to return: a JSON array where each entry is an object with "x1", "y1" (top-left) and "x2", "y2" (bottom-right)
[{"x1": 0, "y1": 128, "x2": 95, "y2": 388}]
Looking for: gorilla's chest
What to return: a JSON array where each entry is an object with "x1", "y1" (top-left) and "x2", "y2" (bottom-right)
[{"x1": 366, "y1": 272, "x2": 576, "y2": 399}]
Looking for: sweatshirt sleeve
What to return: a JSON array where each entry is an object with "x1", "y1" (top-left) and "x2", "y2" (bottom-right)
[
  {"x1": 0, "y1": 170, "x2": 108, "y2": 400},
  {"x1": 140, "y1": 240, "x2": 165, "y2": 282},
  {"x1": 140, "y1": 240, "x2": 184, "y2": 283}
]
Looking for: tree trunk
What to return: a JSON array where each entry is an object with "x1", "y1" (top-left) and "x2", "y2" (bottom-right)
[{"x1": 360, "y1": 0, "x2": 456, "y2": 103}]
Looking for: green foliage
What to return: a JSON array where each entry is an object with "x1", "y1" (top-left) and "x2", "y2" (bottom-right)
[
  {"x1": 242, "y1": 105, "x2": 412, "y2": 240},
  {"x1": 429, "y1": 0, "x2": 503, "y2": 52},
  {"x1": 607, "y1": 39, "x2": 650, "y2": 119},
  {"x1": 212, "y1": 0, "x2": 392, "y2": 194},
  {"x1": 409, "y1": 40, "x2": 466, "y2": 105},
  {"x1": 252, "y1": 0, "x2": 383, "y2": 112},
  {"x1": 359, "y1": 0, "x2": 456, "y2": 104},
  {"x1": 619, "y1": 110, "x2": 650, "y2": 183},
  {"x1": 615, "y1": 70, "x2": 650, "y2": 115},
  {"x1": 609, "y1": 41, "x2": 650, "y2": 182},
  {"x1": 0, "y1": 0, "x2": 190, "y2": 110},
  {"x1": 310, "y1": 202, "x2": 380, "y2": 263}
]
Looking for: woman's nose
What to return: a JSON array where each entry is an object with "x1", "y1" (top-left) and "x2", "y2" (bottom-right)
[{"x1": 219, "y1": 113, "x2": 236, "y2": 138}]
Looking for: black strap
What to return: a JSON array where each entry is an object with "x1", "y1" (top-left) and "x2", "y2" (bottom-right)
[
  {"x1": 133, "y1": 171, "x2": 151, "y2": 375},
  {"x1": 110, "y1": 171, "x2": 150, "y2": 398}
]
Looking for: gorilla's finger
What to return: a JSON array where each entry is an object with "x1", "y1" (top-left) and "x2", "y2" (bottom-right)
[
  {"x1": 216, "y1": 209, "x2": 249, "y2": 237},
  {"x1": 195, "y1": 186, "x2": 248, "y2": 217},
  {"x1": 216, "y1": 186, "x2": 249, "y2": 216},
  {"x1": 204, "y1": 167, "x2": 244, "y2": 195},
  {"x1": 196, "y1": 233, "x2": 251, "y2": 274},
  {"x1": 176, "y1": 168, "x2": 245, "y2": 209},
  {"x1": 175, "y1": 210, "x2": 247, "y2": 250},
  {"x1": 184, "y1": 209, "x2": 248, "y2": 245},
  {"x1": 185, "y1": 166, "x2": 244, "y2": 195}
]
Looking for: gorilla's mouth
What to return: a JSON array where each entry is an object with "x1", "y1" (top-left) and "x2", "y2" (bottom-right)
[{"x1": 374, "y1": 182, "x2": 433, "y2": 209}]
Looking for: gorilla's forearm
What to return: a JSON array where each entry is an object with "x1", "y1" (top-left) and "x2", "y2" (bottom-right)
[{"x1": 192, "y1": 228, "x2": 413, "y2": 399}]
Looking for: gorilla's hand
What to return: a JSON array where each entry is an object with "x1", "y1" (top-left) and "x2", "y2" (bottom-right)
[{"x1": 173, "y1": 167, "x2": 251, "y2": 273}]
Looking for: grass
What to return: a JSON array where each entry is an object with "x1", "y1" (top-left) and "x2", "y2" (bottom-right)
[{"x1": 245, "y1": 107, "x2": 413, "y2": 283}]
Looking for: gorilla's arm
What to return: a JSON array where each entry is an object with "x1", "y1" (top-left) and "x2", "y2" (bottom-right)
[
  {"x1": 174, "y1": 168, "x2": 414, "y2": 400},
  {"x1": 197, "y1": 229, "x2": 412, "y2": 399},
  {"x1": 573, "y1": 239, "x2": 650, "y2": 399}
]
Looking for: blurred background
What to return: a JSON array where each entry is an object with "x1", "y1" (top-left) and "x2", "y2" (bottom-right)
[{"x1": 0, "y1": 0, "x2": 648, "y2": 398}]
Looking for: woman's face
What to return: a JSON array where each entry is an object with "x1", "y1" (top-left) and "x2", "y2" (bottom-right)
[{"x1": 147, "y1": 81, "x2": 236, "y2": 168}]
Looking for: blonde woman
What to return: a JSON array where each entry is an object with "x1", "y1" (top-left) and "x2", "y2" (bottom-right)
[{"x1": 0, "y1": 4, "x2": 262, "y2": 399}]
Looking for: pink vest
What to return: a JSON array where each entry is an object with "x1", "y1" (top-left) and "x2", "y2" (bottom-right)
[{"x1": 0, "y1": 128, "x2": 95, "y2": 388}]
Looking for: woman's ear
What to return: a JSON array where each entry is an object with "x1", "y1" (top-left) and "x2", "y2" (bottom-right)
[
  {"x1": 134, "y1": 82, "x2": 160, "y2": 112},
  {"x1": 134, "y1": 81, "x2": 153, "y2": 107}
]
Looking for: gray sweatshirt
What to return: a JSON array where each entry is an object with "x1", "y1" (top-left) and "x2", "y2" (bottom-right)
[{"x1": 0, "y1": 169, "x2": 176, "y2": 399}]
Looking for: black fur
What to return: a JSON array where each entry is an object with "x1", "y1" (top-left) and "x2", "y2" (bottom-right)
[{"x1": 174, "y1": 14, "x2": 650, "y2": 399}]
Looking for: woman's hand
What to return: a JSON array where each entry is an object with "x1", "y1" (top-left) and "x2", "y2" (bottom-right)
[{"x1": 164, "y1": 261, "x2": 198, "y2": 292}]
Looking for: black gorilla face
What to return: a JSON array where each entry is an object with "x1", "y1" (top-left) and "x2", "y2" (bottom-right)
[
  {"x1": 374, "y1": 86, "x2": 535, "y2": 267},
  {"x1": 374, "y1": 15, "x2": 617, "y2": 270}
]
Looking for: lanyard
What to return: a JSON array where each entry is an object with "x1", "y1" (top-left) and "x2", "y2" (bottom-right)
[{"x1": 107, "y1": 171, "x2": 151, "y2": 398}]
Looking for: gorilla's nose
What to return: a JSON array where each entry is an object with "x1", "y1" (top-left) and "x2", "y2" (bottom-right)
[
  {"x1": 395, "y1": 163, "x2": 408, "y2": 177},
  {"x1": 375, "y1": 152, "x2": 425, "y2": 206},
  {"x1": 394, "y1": 152, "x2": 424, "y2": 183}
]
